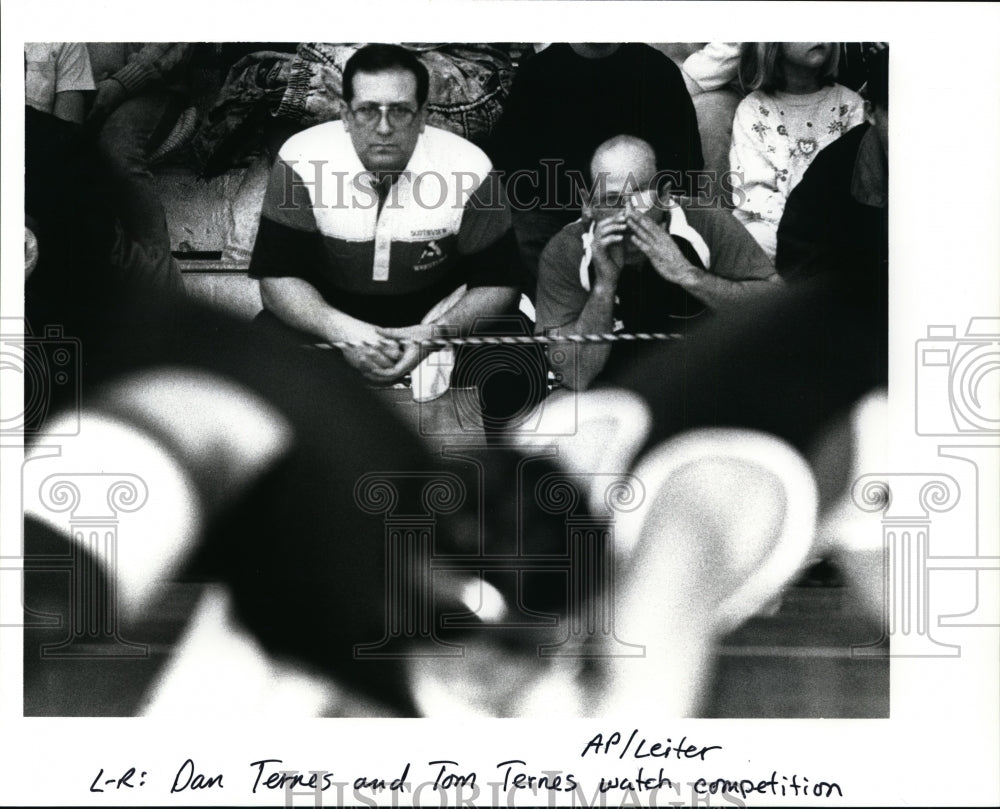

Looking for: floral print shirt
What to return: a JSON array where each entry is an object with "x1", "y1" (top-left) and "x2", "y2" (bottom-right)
[{"x1": 730, "y1": 83, "x2": 865, "y2": 259}]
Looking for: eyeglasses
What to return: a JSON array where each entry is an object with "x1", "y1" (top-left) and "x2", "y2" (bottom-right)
[{"x1": 348, "y1": 103, "x2": 419, "y2": 128}]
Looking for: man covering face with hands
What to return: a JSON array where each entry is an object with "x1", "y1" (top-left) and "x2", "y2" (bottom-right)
[{"x1": 535, "y1": 135, "x2": 782, "y2": 390}]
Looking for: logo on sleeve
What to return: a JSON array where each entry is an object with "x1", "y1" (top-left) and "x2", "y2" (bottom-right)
[{"x1": 415, "y1": 240, "x2": 447, "y2": 272}]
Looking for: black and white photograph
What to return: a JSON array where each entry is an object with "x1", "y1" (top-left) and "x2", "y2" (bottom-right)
[{"x1": 1, "y1": 2, "x2": 998, "y2": 807}]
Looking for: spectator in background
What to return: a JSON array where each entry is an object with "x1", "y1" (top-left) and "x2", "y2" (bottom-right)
[
  {"x1": 85, "y1": 44, "x2": 196, "y2": 292},
  {"x1": 534, "y1": 135, "x2": 779, "y2": 391},
  {"x1": 24, "y1": 42, "x2": 95, "y2": 124},
  {"x1": 674, "y1": 42, "x2": 743, "y2": 204},
  {"x1": 677, "y1": 42, "x2": 742, "y2": 98},
  {"x1": 729, "y1": 43, "x2": 865, "y2": 261},
  {"x1": 658, "y1": 42, "x2": 881, "y2": 210},
  {"x1": 488, "y1": 44, "x2": 704, "y2": 301}
]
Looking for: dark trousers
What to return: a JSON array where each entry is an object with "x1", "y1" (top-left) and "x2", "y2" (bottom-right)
[{"x1": 95, "y1": 90, "x2": 181, "y2": 251}]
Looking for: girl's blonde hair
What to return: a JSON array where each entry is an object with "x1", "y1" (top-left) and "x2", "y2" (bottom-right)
[{"x1": 738, "y1": 43, "x2": 841, "y2": 93}]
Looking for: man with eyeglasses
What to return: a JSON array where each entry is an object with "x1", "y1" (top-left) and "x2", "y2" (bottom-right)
[
  {"x1": 249, "y1": 44, "x2": 540, "y2": 428},
  {"x1": 535, "y1": 135, "x2": 781, "y2": 391}
]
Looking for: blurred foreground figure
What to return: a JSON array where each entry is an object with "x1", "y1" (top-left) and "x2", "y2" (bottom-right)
[
  {"x1": 24, "y1": 267, "x2": 885, "y2": 717},
  {"x1": 25, "y1": 105, "x2": 184, "y2": 334}
]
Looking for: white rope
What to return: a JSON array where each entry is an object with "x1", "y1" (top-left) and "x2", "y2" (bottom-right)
[{"x1": 318, "y1": 332, "x2": 683, "y2": 350}]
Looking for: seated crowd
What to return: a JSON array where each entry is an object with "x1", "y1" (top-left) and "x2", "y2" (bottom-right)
[
  {"x1": 24, "y1": 40, "x2": 888, "y2": 414},
  {"x1": 21, "y1": 42, "x2": 890, "y2": 717}
]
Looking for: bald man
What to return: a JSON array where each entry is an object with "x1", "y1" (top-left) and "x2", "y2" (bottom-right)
[{"x1": 535, "y1": 135, "x2": 781, "y2": 390}]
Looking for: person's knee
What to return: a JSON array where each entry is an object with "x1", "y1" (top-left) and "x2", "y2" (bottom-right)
[
  {"x1": 97, "y1": 122, "x2": 149, "y2": 174},
  {"x1": 455, "y1": 329, "x2": 549, "y2": 435}
]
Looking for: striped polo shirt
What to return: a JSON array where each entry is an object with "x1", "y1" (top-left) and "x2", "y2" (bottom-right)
[{"x1": 250, "y1": 121, "x2": 518, "y2": 327}]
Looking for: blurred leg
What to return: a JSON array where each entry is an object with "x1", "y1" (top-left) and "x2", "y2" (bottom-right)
[{"x1": 97, "y1": 91, "x2": 179, "y2": 252}]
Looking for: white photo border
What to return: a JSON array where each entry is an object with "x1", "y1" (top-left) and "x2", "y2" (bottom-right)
[{"x1": 2, "y1": 2, "x2": 998, "y2": 806}]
